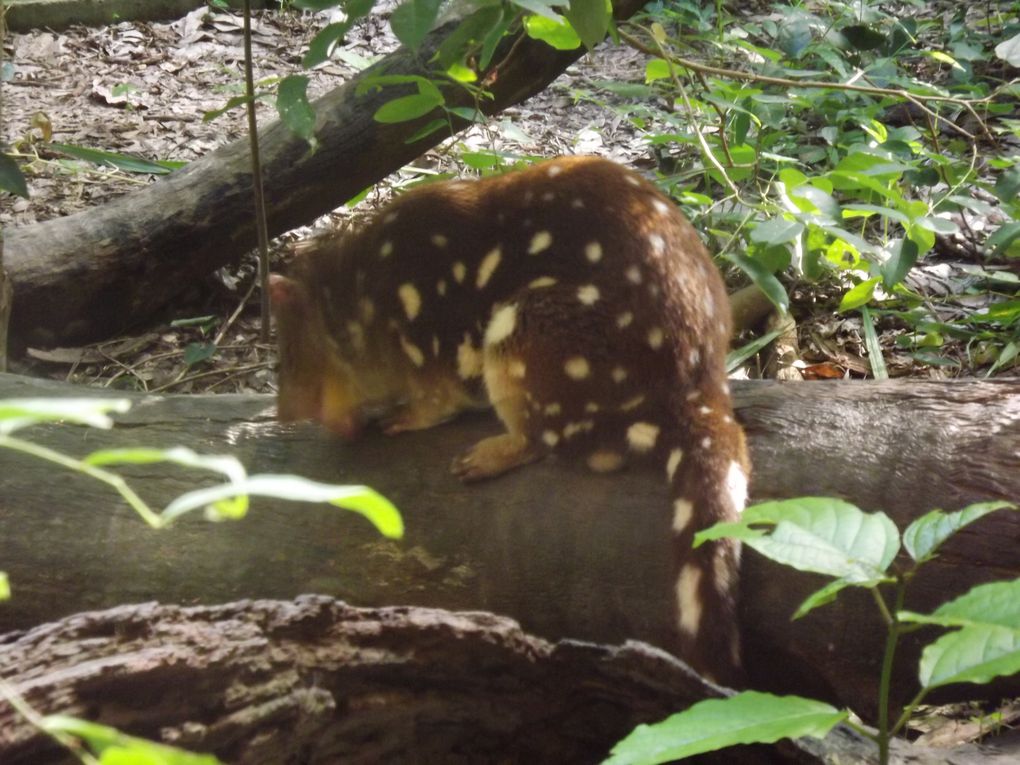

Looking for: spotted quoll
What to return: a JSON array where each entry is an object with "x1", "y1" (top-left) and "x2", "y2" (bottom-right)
[{"x1": 270, "y1": 155, "x2": 750, "y2": 685}]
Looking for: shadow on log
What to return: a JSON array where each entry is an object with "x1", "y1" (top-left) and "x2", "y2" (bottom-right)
[{"x1": 0, "y1": 373, "x2": 1017, "y2": 724}]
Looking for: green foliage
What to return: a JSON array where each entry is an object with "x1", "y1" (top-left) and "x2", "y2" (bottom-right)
[
  {"x1": 616, "y1": 498, "x2": 1019, "y2": 764},
  {"x1": 606, "y1": 692, "x2": 847, "y2": 765},
  {"x1": 0, "y1": 152, "x2": 29, "y2": 198},
  {"x1": 49, "y1": 144, "x2": 181, "y2": 174},
  {"x1": 43, "y1": 716, "x2": 222, "y2": 764}
]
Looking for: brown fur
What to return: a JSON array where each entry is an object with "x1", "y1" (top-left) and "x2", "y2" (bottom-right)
[{"x1": 271, "y1": 156, "x2": 750, "y2": 685}]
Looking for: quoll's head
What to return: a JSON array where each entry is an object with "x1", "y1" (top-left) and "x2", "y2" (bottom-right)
[{"x1": 269, "y1": 273, "x2": 366, "y2": 440}]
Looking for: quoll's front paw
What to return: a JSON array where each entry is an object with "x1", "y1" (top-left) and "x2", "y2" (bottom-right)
[{"x1": 451, "y1": 434, "x2": 539, "y2": 482}]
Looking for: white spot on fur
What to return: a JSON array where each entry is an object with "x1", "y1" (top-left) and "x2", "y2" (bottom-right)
[
  {"x1": 626, "y1": 175, "x2": 641, "y2": 187},
  {"x1": 647, "y1": 327, "x2": 664, "y2": 349},
  {"x1": 437, "y1": 279, "x2": 447, "y2": 296},
  {"x1": 528, "y1": 230, "x2": 553, "y2": 255},
  {"x1": 686, "y1": 390, "x2": 702, "y2": 402},
  {"x1": 588, "y1": 450, "x2": 624, "y2": 472},
  {"x1": 542, "y1": 430, "x2": 560, "y2": 447},
  {"x1": 666, "y1": 449, "x2": 683, "y2": 481},
  {"x1": 585, "y1": 241, "x2": 603, "y2": 262},
  {"x1": 484, "y1": 304, "x2": 517, "y2": 347},
  {"x1": 571, "y1": 197, "x2": 585, "y2": 209},
  {"x1": 432, "y1": 336, "x2": 440, "y2": 357},
  {"x1": 727, "y1": 460, "x2": 749, "y2": 513},
  {"x1": 476, "y1": 246, "x2": 502, "y2": 289},
  {"x1": 699, "y1": 405, "x2": 712, "y2": 415},
  {"x1": 611, "y1": 366, "x2": 628, "y2": 383},
  {"x1": 616, "y1": 312, "x2": 633, "y2": 328},
  {"x1": 621, "y1": 395, "x2": 645, "y2": 412},
  {"x1": 544, "y1": 402, "x2": 562, "y2": 416},
  {"x1": 689, "y1": 349, "x2": 701, "y2": 367},
  {"x1": 564, "y1": 357, "x2": 590, "y2": 380},
  {"x1": 584, "y1": 402, "x2": 600, "y2": 413},
  {"x1": 648, "y1": 233, "x2": 665, "y2": 255},
  {"x1": 720, "y1": 382, "x2": 730, "y2": 395},
  {"x1": 383, "y1": 211, "x2": 398, "y2": 224},
  {"x1": 547, "y1": 164, "x2": 563, "y2": 177},
  {"x1": 542, "y1": 191, "x2": 555, "y2": 202},
  {"x1": 626, "y1": 266, "x2": 642, "y2": 284},
  {"x1": 627, "y1": 422, "x2": 659, "y2": 452},
  {"x1": 652, "y1": 199, "x2": 670, "y2": 215},
  {"x1": 346, "y1": 321, "x2": 365, "y2": 353},
  {"x1": 529, "y1": 276, "x2": 557, "y2": 288},
  {"x1": 397, "y1": 283, "x2": 422, "y2": 320},
  {"x1": 431, "y1": 233, "x2": 448, "y2": 247},
  {"x1": 508, "y1": 359, "x2": 527, "y2": 379},
  {"x1": 457, "y1": 334, "x2": 483, "y2": 379},
  {"x1": 723, "y1": 415, "x2": 733, "y2": 424},
  {"x1": 577, "y1": 285, "x2": 600, "y2": 305},
  {"x1": 701, "y1": 436, "x2": 712, "y2": 449},
  {"x1": 672, "y1": 499, "x2": 693, "y2": 532},
  {"x1": 379, "y1": 240, "x2": 394, "y2": 258},
  {"x1": 358, "y1": 298, "x2": 375, "y2": 324},
  {"x1": 676, "y1": 563, "x2": 704, "y2": 637},
  {"x1": 452, "y1": 261, "x2": 467, "y2": 283},
  {"x1": 400, "y1": 337, "x2": 425, "y2": 367},
  {"x1": 563, "y1": 420, "x2": 594, "y2": 439}
]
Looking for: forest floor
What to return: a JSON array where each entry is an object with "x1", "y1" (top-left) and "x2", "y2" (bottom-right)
[{"x1": 2, "y1": 4, "x2": 1016, "y2": 395}]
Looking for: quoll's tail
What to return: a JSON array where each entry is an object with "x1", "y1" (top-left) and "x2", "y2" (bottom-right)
[{"x1": 664, "y1": 387, "x2": 749, "y2": 686}]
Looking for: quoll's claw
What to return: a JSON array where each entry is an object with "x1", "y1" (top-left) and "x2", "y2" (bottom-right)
[{"x1": 451, "y1": 434, "x2": 539, "y2": 482}]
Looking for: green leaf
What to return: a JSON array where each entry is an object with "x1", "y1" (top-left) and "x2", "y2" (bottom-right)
[
  {"x1": 292, "y1": 0, "x2": 347, "y2": 9},
  {"x1": 751, "y1": 217, "x2": 804, "y2": 247},
  {"x1": 860, "y1": 305, "x2": 888, "y2": 380},
  {"x1": 158, "y1": 474, "x2": 404, "y2": 538},
  {"x1": 0, "y1": 572, "x2": 10, "y2": 601},
  {"x1": 882, "y1": 237, "x2": 919, "y2": 288},
  {"x1": 0, "y1": 397, "x2": 132, "y2": 435},
  {"x1": 904, "y1": 502, "x2": 1016, "y2": 562},
  {"x1": 918, "y1": 623, "x2": 1020, "y2": 689},
  {"x1": 0, "y1": 152, "x2": 29, "y2": 198},
  {"x1": 993, "y1": 167, "x2": 1020, "y2": 204},
  {"x1": 604, "y1": 692, "x2": 847, "y2": 765},
  {"x1": 435, "y1": 5, "x2": 503, "y2": 68},
  {"x1": 514, "y1": 0, "x2": 566, "y2": 21},
  {"x1": 42, "y1": 716, "x2": 223, "y2": 764},
  {"x1": 723, "y1": 251, "x2": 789, "y2": 312},
  {"x1": 277, "y1": 74, "x2": 317, "y2": 144},
  {"x1": 987, "y1": 221, "x2": 1020, "y2": 258},
  {"x1": 697, "y1": 498, "x2": 899, "y2": 583},
  {"x1": 523, "y1": 14, "x2": 581, "y2": 50},
  {"x1": 49, "y1": 143, "x2": 176, "y2": 175},
  {"x1": 563, "y1": 0, "x2": 610, "y2": 50},
  {"x1": 390, "y1": 0, "x2": 443, "y2": 51},
  {"x1": 792, "y1": 579, "x2": 852, "y2": 619},
  {"x1": 373, "y1": 91, "x2": 444, "y2": 123},
  {"x1": 645, "y1": 58, "x2": 670, "y2": 83},
  {"x1": 303, "y1": 22, "x2": 354, "y2": 68},
  {"x1": 183, "y1": 342, "x2": 217, "y2": 367},
  {"x1": 838, "y1": 277, "x2": 880, "y2": 312},
  {"x1": 840, "y1": 24, "x2": 886, "y2": 52},
  {"x1": 924, "y1": 580, "x2": 1020, "y2": 630},
  {"x1": 725, "y1": 329, "x2": 783, "y2": 372}
]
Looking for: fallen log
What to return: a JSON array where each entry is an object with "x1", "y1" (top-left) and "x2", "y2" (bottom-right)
[
  {"x1": 4, "y1": 0, "x2": 648, "y2": 349},
  {"x1": 0, "y1": 373, "x2": 1017, "y2": 720},
  {"x1": 2, "y1": 598, "x2": 1014, "y2": 765}
]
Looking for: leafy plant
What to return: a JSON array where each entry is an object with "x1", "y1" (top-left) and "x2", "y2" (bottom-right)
[
  {"x1": 606, "y1": 497, "x2": 1018, "y2": 764},
  {"x1": 0, "y1": 396, "x2": 403, "y2": 762}
]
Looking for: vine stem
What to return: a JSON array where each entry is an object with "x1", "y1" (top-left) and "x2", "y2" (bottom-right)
[
  {"x1": 872, "y1": 579, "x2": 906, "y2": 765},
  {"x1": 0, "y1": 434, "x2": 163, "y2": 528}
]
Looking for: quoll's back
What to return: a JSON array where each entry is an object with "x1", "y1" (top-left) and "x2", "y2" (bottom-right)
[{"x1": 271, "y1": 156, "x2": 750, "y2": 685}]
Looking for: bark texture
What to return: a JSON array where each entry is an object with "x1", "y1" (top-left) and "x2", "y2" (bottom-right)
[
  {"x1": 0, "y1": 373, "x2": 1017, "y2": 720},
  {"x1": 4, "y1": 0, "x2": 648, "y2": 349}
]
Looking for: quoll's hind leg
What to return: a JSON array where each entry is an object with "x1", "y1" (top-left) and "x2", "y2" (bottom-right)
[
  {"x1": 450, "y1": 320, "x2": 539, "y2": 481},
  {"x1": 451, "y1": 285, "x2": 666, "y2": 482}
]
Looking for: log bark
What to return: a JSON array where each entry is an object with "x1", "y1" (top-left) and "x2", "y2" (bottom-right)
[
  {"x1": 0, "y1": 374, "x2": 1017, "y2": 721},
  {"x1": 0, "y1": 599, "x2": 1014, "y2": 765},
  {"x1": 4, "y1": 1, "x2": 648, "y2": 350}
]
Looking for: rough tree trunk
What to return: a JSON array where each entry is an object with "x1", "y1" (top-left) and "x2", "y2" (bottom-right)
[
  {"x1": 4, "y1": 0, "x2": 648, "y2": 349},
  {"x1": 0, "y1": 373, "x2": 1017, "y2": 722},
  {"x1": 2, "y1": 598, "x2": 1013, "y2": 765}
]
